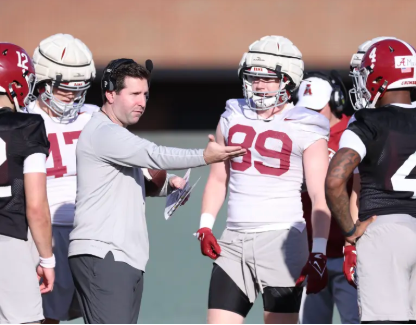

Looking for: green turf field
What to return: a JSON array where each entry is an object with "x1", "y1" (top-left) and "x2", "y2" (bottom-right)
[{"x1": 63, "y1": 131, "x2": 341, "y2": 324}]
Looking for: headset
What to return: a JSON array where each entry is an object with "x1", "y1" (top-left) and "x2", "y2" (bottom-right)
[
  {"x1": 304, "y1": 70, "x2": 348, "y2": 114},
  {"x1": 101, "y1": 58, "x2": 153, "y2": 101}
]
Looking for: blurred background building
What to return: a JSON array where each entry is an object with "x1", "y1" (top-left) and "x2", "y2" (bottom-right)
[
  {"x1": 3, "y1": 1, "x2": 415, "y2": 323},
  {"x1": 4, "y1": 0, "x2": 416, "y2": 131}
]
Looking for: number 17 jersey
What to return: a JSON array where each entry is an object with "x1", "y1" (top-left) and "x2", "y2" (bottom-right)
[
  {"x1": 221, "y1": 99, "x2": 329, "y2": 230},
  {"x1": 28, "y1": 102, "x2": 96, "y2": 226}
]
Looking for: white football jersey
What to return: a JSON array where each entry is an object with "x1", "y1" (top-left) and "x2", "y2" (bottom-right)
[
  {"x1": 221, "y1": 99, "x2": 329, "y2": 231},
  {"x1": 27, "y1": 102, "x2": 99, "y2": 225}
]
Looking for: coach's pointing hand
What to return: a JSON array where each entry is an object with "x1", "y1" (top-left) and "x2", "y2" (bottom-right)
[{"x1": 203, "y1": 134, "x2": 246, "y2": 164}]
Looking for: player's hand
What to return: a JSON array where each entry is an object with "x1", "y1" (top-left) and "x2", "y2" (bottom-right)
[
  {"x1": 296, "y1": 253, "x2": 328, "y2": 294},
  {"x1": 203, "y1": 134, "x2": 246, "y2": 164},
  {"x1": 346, "y1": 215, "x2": 376, "y2": 244},
  {"x1": 343, "y1": 245, "x2": 357, "y2": 288},
  {"x1": 37, "y1": 265, "x2": 55, "y2": 294},
  {"x1": 195, "y1": 227, "x2": 221, "y2": 260}
]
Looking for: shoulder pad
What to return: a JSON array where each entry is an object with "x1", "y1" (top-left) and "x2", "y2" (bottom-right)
[
  {"x1": 221, "y1": 99, "x2": 249, "y2": 119},
  {"x1": 353, "y1": 107, "x2": 393, "y2": 124},
  {"x1": 0, "y1": 111, "x2": 44, "y2": 132},
  {"x1": 284, "y1": 106, "x2": 330, "y2": 137},
  {"x1": 80, "y1": 104, "x2": 100, "y2": 115}
]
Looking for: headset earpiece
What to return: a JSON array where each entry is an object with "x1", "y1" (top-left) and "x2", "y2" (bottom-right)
[{"x1": 304, "y1": 70, "x2": 347, "y2": 114}]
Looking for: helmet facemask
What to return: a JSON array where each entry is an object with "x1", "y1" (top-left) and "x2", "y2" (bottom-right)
[
  {"x1": 349, "y1": 67, "x2": 373, "y2": 110},
  {"x1": 242, "y1": 67, "x2": 292, "y2": 111},
  {"x1": 7, "y1": 71, "x2": 37, "y2": 113},
  {"x1": 39, "y1": 78, "x2": 91, "y2": 123}
]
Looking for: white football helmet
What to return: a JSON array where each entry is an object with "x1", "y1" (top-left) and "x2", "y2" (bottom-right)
[
  {"x1": 238, "y1": 35, "x2": 304, "y2": 111},
  {"x1": 33, "y1": 34, "x2": 96, "y2": 122}
]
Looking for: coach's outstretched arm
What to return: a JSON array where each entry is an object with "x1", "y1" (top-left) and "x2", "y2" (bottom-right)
[{"x1": 89, "y1": 123, "x2": 245, "y2": 171}]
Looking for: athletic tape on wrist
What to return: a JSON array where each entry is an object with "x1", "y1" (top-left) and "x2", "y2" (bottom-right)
[
  {"x1": 200, "y1": 213, "x2": 215, "y2": 230},
  {"x1": 39, "y1": 254, "x2": 56, "y2": 268},
  {"x1": 312, "y1": 238, "x2": 327, "y2": 254}
]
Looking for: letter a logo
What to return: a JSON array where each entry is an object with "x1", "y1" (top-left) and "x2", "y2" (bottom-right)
[{"x1": 304, "y1": 84, "x2": 312, "y2": 96}]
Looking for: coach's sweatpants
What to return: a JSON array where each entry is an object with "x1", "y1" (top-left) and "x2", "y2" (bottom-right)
[{"x1": 69, "y1": 252, "x2": 144, "y2": 324}]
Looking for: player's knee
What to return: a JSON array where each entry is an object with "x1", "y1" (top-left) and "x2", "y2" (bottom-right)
[
  {"x1": 208, "y1": 264, "x2": 253, "y2": 318},
  {"x1": 262, "y1": 286, "x2": 303, "y2": 313}
]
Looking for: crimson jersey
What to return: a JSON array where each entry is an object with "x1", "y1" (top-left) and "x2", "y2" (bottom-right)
[
  {"x1": 302, "y1": 115, "x2": 352, "y2": 258},
  {"x1": 0, "y1": 109, "x2": 49, "y2": 240}
]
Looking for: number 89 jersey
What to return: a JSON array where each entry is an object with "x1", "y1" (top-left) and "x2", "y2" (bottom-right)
[
  {"x1": 28, "y1": 102, "x2": 97, "y2": 226},
  {"x1": 221, "y1": 99, "x2": 329, "y2": 230}
]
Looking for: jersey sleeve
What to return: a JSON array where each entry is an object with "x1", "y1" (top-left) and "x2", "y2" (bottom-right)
[
  {"x1": 23, "y1": 153, "x2": 47, "y2": 174},
  {"x1": 287, "y1": 107, "x2": 330, "y2": 151},
  {"x1": 339, "y1": 129, "x2": 367, "y2": 161},
  {"x1": 345, "y1": 109, "x2": 380, "y2": 149},
  {"x1": 220, "y1": 99, "x2": 246, "y2": 143},
  {"x1": 21, "y1": 115, "x2": 50, "y2": 158},
  {"x1": 80, "y1": 104, "x2": 100, "y2": 114}
]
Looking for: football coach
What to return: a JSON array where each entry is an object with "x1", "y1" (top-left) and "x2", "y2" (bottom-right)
[{"x1": 68, "y1": 58, "x2": 246, "y2": 323}]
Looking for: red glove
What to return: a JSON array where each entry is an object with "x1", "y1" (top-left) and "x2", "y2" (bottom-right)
[
  {"x1": 343, "y1": 245, "x2": 357, "y2": 288},
  {"x1": 296, "y1": 253, "x2": 328, "y2": 294},
  {"x1": 196, "y1": 227, "x2": 221, "y2": 260}
]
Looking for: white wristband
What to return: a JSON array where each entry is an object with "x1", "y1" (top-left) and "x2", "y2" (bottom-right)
[
  {"x1": 312, "y1": 238, "x2": 327, "y2": 255},
  {"x1": 200, "y1": 213, "x2": 215, "y2": 230},
  {"x1": 39, "y1": 254, "x2": 56, "y2": 269}
]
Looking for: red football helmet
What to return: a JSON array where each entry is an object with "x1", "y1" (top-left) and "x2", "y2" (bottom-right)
[
  {"x1": 0, "y1": 43, "x2": 36, "y2": 110},
  {"x1": 350, "y1": 39, "x2": 416, "y2": 110}
]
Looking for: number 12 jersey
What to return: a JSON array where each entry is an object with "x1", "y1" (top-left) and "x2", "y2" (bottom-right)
[
  {"x1": 220, "y1": 99, "x2": 329, "y2": 231},
  {"x1": 0, "y1": 109, "x2": 49, "y2": 240}
]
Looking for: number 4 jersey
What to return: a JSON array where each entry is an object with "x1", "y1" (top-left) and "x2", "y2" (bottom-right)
[
  {"x1": 0, "y1": 108, "x2": 49, "y2": 240},
  {"x1": 28, "y1": 102, "x2": 98, "y2": 226},
  {"x1": 221, "y1": 99, "x2": 329, "y2": 231},
  {"x1": 340, "y1": 104, "x2": 416, "y2": 221}
]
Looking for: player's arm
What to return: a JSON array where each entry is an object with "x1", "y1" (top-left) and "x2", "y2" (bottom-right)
[
  {"x1": 303, "y1": 138, "x2": 331, "y2": 248},
  {"x1": 349, "y1": 172, "x2": 360, "y2": 224},
  {"x1": 24, "y1": 153, "x2": 55, "y2": 293},
  {"x1": 346, "y1": 172, "x2": 361, "y2": 245},
  {"x1": 343, "y1": 171, "x2": 361, "y2": 288},
  {"x1": 201, "y1": 122, "x2": 230, "y2": 226},
  {"x1": 296, "y1": 138, "x2": 331, "y2": 294},
  {"x1": 196, "y1": 121, "x2": 229, "y2": 259},
  {"x1": 325, "y1": 128, "x2": 375, "y2": 244},
  {"x1": 325, "y1": 147, "x2": 359, "y2": 242},
  {"x1": 25, "y1": 171, "x2": 52, "y2": 259}
]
